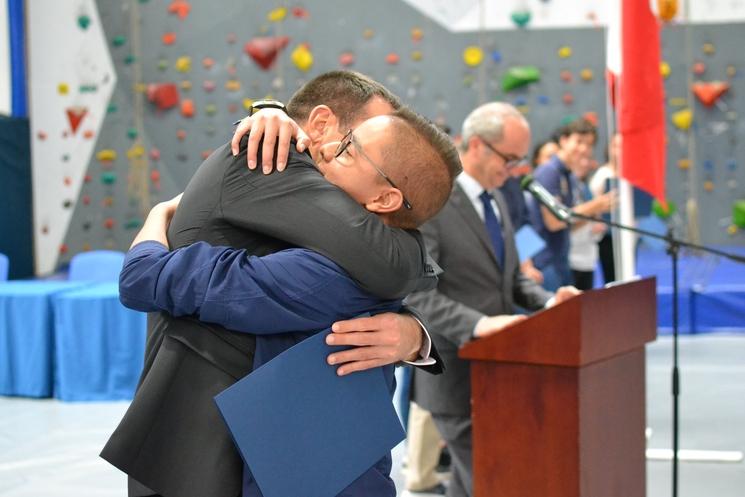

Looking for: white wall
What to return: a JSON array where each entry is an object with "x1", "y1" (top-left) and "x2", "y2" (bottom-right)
[
  {"x1": 28, "y1": 0, "x2": 116, "y2": 274},
  {"x1": 0, "y1": 0, "x2": 11, "y2": 116},
  {"x1": 403, "y1": 0, "x2": 745, "y2": 32}
]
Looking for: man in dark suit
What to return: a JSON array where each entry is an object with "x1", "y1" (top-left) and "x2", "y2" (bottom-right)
[
  {"x1": 101, "y1": 72, "x2": 449, "y2": 497},
  {"x1": 407, "y1": 103, "x2": 579, "y2": 497}
]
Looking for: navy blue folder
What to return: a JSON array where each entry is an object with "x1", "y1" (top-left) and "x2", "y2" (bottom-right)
[{"x1": 214, "y1": 330, "x2": 405, "y2": 497}]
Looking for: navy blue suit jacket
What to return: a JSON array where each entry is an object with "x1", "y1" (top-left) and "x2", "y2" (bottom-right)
[{"x1": 119, "y1": 240, "x2": 402, "y2": 496}]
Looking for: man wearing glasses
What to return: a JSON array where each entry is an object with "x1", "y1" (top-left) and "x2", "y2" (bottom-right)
[
  {"x1": 102, "y1": 71, "x2": 457, "y2": 497},
  {"x1": 406, "y1": 102, "x2": 579, "y2": 497}
]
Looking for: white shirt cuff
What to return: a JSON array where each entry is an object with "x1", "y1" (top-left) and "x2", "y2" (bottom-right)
[
  {"x1": 544, "y1": 296, "x2": 557, "y2": 308},
  {"x1": 403, "y1": 314, "x2": 436, "y2": 367}
]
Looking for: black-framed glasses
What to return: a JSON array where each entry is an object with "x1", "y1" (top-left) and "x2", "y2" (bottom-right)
[
  {"x1": 477, "y1": 135, "x2": 528, "y2": 170},
  {"x1": 335, "y1": 129, "x2": 413, "y2": 210}
]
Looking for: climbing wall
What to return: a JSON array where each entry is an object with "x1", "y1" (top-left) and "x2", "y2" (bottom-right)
[{"x1": 27, "y1": 0, "x2": 745, "y2": 274}]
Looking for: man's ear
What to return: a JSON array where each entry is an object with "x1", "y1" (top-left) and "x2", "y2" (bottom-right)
[
  {"x1": 305, "y1": 105, "x2": 338, "y2": 142},
  {"x1": 365, "y1": 187, "x2": 404, "y2": 214}
]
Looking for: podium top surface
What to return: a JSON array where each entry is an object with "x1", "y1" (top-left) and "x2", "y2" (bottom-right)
[{"x1": 459, "y1": 278, "x2": 657, "y2": 367}]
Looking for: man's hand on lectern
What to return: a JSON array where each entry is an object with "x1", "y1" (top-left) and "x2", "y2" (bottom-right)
[{"x1": 473, "y1": 314, "x2": 527, "y2": 338}]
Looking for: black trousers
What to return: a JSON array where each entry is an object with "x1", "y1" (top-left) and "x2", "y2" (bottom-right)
[
  {"x1": 598, "y1": 234, "x2": 616, "y2": 283},
  {"x1": 572, "y1": 269, "x2": 595, "y2": 290}
]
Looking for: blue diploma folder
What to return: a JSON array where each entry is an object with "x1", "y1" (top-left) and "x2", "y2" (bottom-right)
[
  {"x1": 515, "y1": 224, "x2": 547, "y2": 262},
  {"x1": 214, "y1": 330, "x2": 405, "y2": 497}
]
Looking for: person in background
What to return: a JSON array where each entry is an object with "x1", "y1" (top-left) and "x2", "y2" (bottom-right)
[
  {"x1": 528, "y1": 119, "x2": 614, "y2": 291},
  {"x1": 569, "y1": 154, "x2": 605, "y2": 290},
  {"x1": 589, "y1": 133, "x2": 620, "y2": 284},
  {"x1": 531, "y1": 138, "x2": 559, "y2": 169},
  {"x1": 408, "y1": 102, "x2": 580, "y2": 497}
]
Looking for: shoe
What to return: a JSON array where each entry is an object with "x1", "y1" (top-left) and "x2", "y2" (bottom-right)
[{"x1": 406, "y1": 482, "x2": 447, "y2": 495}]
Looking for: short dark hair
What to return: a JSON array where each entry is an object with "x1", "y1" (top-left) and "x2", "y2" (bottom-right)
[
  {"x1": 287, "y1": 71, "x2": 402, "y2": 130},
  {"x1": 381, "y1": 108, "x2": 461, "y2": 229},
  {"x1": 531, "y1": 139, "x2": 557, "y2": 167},
  {"x1": 555, "y1": 118, "x2": 597, "y2": 142}
]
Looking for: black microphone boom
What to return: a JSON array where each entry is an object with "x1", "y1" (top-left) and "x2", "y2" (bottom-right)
[{"x1": 520, "y1": 175, "x2": 572, "y2": 222}]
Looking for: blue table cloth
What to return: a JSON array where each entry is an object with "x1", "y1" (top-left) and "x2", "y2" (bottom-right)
[
  {"x1": 53, "y1": 282, "x2": 147, "y2": 401},
  {"x1": 0, "y1": 281, "x2": 89, "y2": 397}
]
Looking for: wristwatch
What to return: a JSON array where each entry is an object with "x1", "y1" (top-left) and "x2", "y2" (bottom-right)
[{"x1": 249, "y1": 99, "x2": 288, "y2": 116}]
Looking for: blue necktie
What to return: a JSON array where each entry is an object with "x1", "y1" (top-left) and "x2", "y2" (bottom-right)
[{"x1": 479, "y1": 190, "x2": 505, "y2": 268}]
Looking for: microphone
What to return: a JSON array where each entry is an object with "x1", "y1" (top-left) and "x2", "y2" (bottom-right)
[{"x1": 520, "y1": 175, "x2": 572, "y2": 222}]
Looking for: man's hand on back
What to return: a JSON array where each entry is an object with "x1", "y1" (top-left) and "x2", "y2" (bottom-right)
[
  {"x1": 325, "y1": 313, "x2": 423, "y2": 376},
  {"x1": 230, "y1": 109, "x2": 311, "y2": 174}
]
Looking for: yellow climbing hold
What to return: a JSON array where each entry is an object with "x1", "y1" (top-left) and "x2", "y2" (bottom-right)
[
  {"x1": 175, "y1": 56, "x2": 191, "y2": 73},
  {"x1": 669, "y1": 97, "x2": 687, "y2": 107},
  {"x1": 58, "y1": 83, "x2": 69, "y2": 95},
  {"x1": 671, "y1": 108, "x2": 693, "y2": 131},
  {"x1": 225, "y1": 80, "x2": 241, "y2": 91},
  {"x1": 291, "y1": 44, "x2": 313, "y2": 72},
  {"x1": 126, "y1": 145, "x2": 145, "y2": 159},
  {"x1": 580, "y1": 69, "x2": 594, "y2": 81},
  {"x1": 243, "y1": 98, "x2": 254, "y2": 111},
  {"x1": 96, "y1": 149, "x2": 117, "y2": 162},
  {"x1": 179, "y1": 80, "x2": 192, "y2": 90},
  {"x1": 411, "y1": 50, "x2": 423, "y2": 62},
  {"x1": 558, "y1": 46, "x2": 572, "y2": 59},
  {"x1": 660, "y1": 61, "x2": 671, "y2": 78},
  {"x1": 704, "y1": 180, "x2": 714, "y2": 192},
  {"x1": 267, "y1": 7, "x2": 287, "y2": 22},
  {"x1": 677, "y1": 159, "x2": 690, "y2": 170},
  {"x1": 727, "y1": 224, "x2": 738, "y2": 235},
  {"x1": 463, "y1": 46, "x2": 484, "y2": 67},
  {"x1": 702, "y1": 42, "x2": 715, "y2": 55}
]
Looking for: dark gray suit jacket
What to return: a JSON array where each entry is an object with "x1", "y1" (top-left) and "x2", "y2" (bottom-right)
[
  {"x1": 408, "y1": 183, "x2": 552, "y2": 417},
  {"x1": 101, "y1": 140, "x2": 442, "y2": 497}
]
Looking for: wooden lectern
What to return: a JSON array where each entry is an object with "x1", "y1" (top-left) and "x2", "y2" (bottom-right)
[{"x1": 459, "y1": 278, "x2": 657, "y2": 497}]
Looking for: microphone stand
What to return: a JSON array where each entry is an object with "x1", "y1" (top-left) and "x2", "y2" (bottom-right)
[{"x1": 568, "y1": 210, "x2": 745, "y2": 497}]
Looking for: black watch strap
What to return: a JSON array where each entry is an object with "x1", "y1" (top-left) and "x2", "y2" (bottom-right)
[{"x1": 249, "y1": 99, "x2": 288, "y2": 116}]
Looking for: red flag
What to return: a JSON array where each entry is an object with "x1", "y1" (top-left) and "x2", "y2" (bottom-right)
[{"x1": 608, "y1": 0, "x2": 667, "y2": 203}]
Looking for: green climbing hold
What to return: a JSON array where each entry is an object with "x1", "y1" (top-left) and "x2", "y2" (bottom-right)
[
  {"x1": 511, "y1": 10, "x2": 532, "y2": 28},
  {"x1": 158, "y1": 59, "x2": 169, "y2": 71},
  {"x1": 205, "y1": 103, "x2": 217, "y2": 116},
  {"x1": 502, "y1": 66, "x2": 541, "y2": 92},
  {"x1": 125, "y1": 218, "x2": 143, "y2": 230},
  {"x1": 107, "y1": 103, "x2": 118, "y2": 114},
  {"x1": 124, "y1": 54, "x2": 136, "y2": 65},
  {"x1": 733, "y1": 200, "x2": 745, "y2": 228},
  {"x1": 127, "y1": 128, "x2": 138, "y2": 140},
  {"x1": 112, "y1": 35, "x2": 127, "y2": 47},
  {"x1": 101, "y1": 172, "x2": 117, "y2": 185},
  {"x1": 78, "y1": 15, "x2": 91, "y2": 30},
  {"x1": 79, "y1": 84, "x2": 98, "y2": 93},
  {"x1": 652, "y1": 199, "x2": 677, "y2": 220}
]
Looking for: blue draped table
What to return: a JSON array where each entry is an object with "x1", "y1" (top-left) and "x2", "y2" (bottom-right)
[
  {"x1": 0, "y1": 281, "x2": 89, "y2": 397},
  {"x1": 52, "y1": 282, "x2": 147, "y2": 401}
]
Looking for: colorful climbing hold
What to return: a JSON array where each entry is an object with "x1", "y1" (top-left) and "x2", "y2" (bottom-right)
[
  {"x1": 726, "y1": 65, "x2": 737, "y2": 78},
  {"x1": 463, "y1": 46, "x2": 484, "y2": 67},
  {"x1": 58, "y1": 83, "x2": 69, "y2": 95},
  {"x1": 692, "y1": 81, "x2": 730, "y2": 107},
  {"x1": 127, "y1": 127, "x2": 138, "y2": 139},
  {"x1": 112, "y1": 35, "x2": 126, "y2": 47},
  {"x1": 560, "y1": 70, "x2": 573, "y2": 83},
  {"x1": 149, "y1": 148, "x2": 161, "y2": 161},
  {"x1": 733, "y1": 200, "x2": 745, "y2": 228},
  {"x1": 242, "y1": 98, "x2": 253, "y2": 111},
  {"x1": 291, "y1": 44, "x2": 314, "y2": 72},
  {"x1": 101, "y1": 172, "x2": 117, "y2": 185},
  {"x1": 203, "y1": 80, "x2": 216, "y2": 92},
  {"x1": 702, "y1": 42, "x2": 715, "y2": 55},
  {"x1": 339, "y1": 52, "x2": 355, "y2": 66},
  {"x1": 693, "y1": 61, "x2": 706, "y2": 75},
  {"x1": 147, "y1": 83, "x2": 180, "y2": 110},
  {"x1": 657, "y1": 0, "x2": 678, "y2": 21},
  {"x1": 703, "y1": 180, "x2": 714, "y2": 192},
  {"x1": 96, "y1": 149, "x2": 117, "y2": 162},
  {"x1": 162, "y1": 32, "x2": 176, "y2": 45},
  {"x1": 292, "y1": 7, "x2": 309, "y2": 18},
  {"x1": 671, "y1": 108, "x2": 693, "y2": 131},
  {"x1": 502, "y1": 66, "x2": 541, "y2": 92},
  {"x1": 180, "y1": 99, "x2": 195, "y2": 117},
  {"x1": 225, "y1": 80, "x2": 241, "y2": 91},
  {"x1": 580, "y1": 69, "x2": 594, "y2": 82},
  {"x1": 363, "y1": 28, "x2": 374, "y2": 40},
  {"x1": 104, "y1": 218, "x2": 115, "y2": 230},
  {"x1": 176, "y1": 129, "x2": 187, "y2": 141},
  {"x1": 244, "y1": 36, "x2": 290, "y2": 70},
  {"x1": 652, "y1": 199, "x2": 677, "y2": 219},
  {"x1": 562, "y1": 92, "x2": 574, "y2": 105},
  {"x1": 677, "y1": 159, "x2": 691, "y2": 170},
  {"x1": 558, "y1": 46, "x2": 572, "y2": 59},
  {"x1": 411, "y1": 28, "x2": 423, "y2": 42},
  {"x1": 491, "y1": 51, "x2": 502, "y2": 63},
  {"x1": 385, "y1": 53, "x2": 400, "y2": 65},
  {"x1": 78, "y1": 15, "x2": 91, "y2": 30},
  {"x1": 411, "y1": 50, "x2": 423, "y2": 62},
  {"x1": 267, "y1": 7, "x2": 287, "y2": 22},
  {"x1": 158, "y1": 59, "x2": 169, "y2": 71},
  {"x1": 202, "y1": 57, "x2": 215, "y2": 69},
  {"x1": 175, "y1": 56, "x2": 191, "y2": 73},
  {"x1": 511, "y1": 9, "x2": 532, "y2": 28},
  {"x1": 167, "y1": 0, "x2": 191, "y2": 20},
  {"x1": 660, "y1": 61, "x2": 671, "y2": 79}
]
